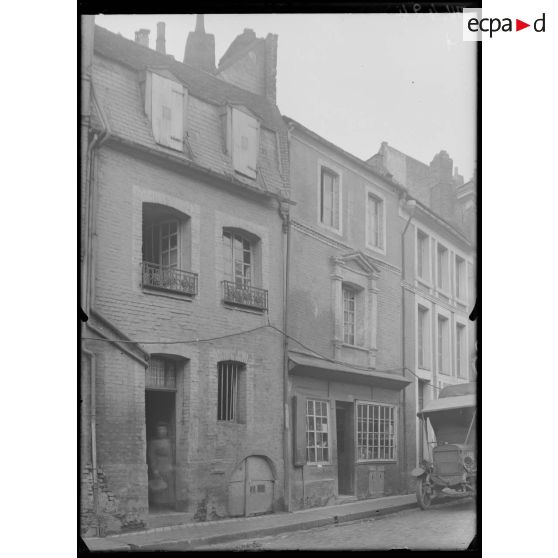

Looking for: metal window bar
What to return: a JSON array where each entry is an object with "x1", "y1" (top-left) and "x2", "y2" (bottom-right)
[{"x1": 218, "y1": 362, "x2": 239, "y2": 421}]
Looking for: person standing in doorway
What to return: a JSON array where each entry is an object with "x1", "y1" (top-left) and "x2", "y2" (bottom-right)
[{"x1": 148, "y1": 422, "x2": 174, "y2": 507}]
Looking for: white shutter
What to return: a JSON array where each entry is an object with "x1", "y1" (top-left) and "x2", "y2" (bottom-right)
[
  {"x1": 170, "y1": 83, "x2": 185, "y2": 151},
  {"x1": 150, "y1": 72, "x2": 165, "y2": 144},
  {"x1": 232, "y1": 108, "x2": 259, "y2": 179},
  {"x1": 150, "y1": 72, "x2": 184, "y2": 152}
]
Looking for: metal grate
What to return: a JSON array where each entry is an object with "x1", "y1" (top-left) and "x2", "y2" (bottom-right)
[
  {"x1": 217, "y1": 361, "x2": 241, "y2": 421},
  {"x1": 142, "y1": 261, "x2": 198, "y2": 296},
  {"x1": 146, "y1": 358, "x2": 177, "y2": 390},
  {"x1": 222, "y1": 280, "x2": 268, "y2": 310}
]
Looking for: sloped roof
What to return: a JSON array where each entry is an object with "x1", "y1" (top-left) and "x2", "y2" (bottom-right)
[{"x1": 94, "y1": 25, "x2": 285, "y2": 134}]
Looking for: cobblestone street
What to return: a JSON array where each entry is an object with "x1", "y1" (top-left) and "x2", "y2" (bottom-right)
[{"x1": 196, "y1": 500, "x2": 476, "y2": 551}]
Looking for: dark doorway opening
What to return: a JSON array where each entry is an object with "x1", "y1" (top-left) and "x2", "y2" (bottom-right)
[
  {"x1": 336, "y1": 401, "x2": 354, "y2": 495},
  {"x1": 145, "y1": 389, "x2": 176, "y2": 511}
]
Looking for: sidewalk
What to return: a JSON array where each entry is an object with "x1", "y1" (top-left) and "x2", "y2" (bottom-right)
[{"x1": 84, "y1": 493, "x2": 419, "y2": 551}]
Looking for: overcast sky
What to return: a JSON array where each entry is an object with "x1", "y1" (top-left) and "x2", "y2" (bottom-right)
[{"x1": 95, "y1": 14, "x2": 476, "y2": 181}]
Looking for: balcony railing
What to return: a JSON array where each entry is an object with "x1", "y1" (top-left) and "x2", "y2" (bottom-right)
[
  {"x1": 142, "y1": 262, "x2": 198, "y2": 296},
  {"x1": 222, "y1": 280, "x2": 268, "y2": 310}
]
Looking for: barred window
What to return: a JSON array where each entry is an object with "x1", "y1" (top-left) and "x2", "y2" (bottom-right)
[
  {"x1": 357, "y1": 403, "x2": 397, "y2": 461},
  {"x1": 306, "y1": 399, "x2": 329, "y2": 464},
  {"x1": 146, "y1": 357, "x2": 177, "y2": 390},
  {"x1": 217, "y1": 361, "x2": 243, "y2": 421}
]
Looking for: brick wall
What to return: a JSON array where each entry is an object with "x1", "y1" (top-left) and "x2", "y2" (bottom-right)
[{"x1": 82, "y1": 142, "x2": 286, "y2": 531}]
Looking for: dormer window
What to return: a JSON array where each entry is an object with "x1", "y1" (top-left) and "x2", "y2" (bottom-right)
[
  {"x1": 222, "y1": 107, "x2": 260, "y2": 179},
  {"x1": 144, "y1": 70, "x2": 186, "y2": 152}
]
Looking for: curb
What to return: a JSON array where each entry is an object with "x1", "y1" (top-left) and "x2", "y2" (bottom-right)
[{"x1": 128, "y1": 501, "x2": 420, "y2": 550}]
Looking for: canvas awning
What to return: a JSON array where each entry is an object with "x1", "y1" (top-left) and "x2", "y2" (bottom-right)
[{"x1": 288, "y1": 352, "x2": 411, "y2": 390}]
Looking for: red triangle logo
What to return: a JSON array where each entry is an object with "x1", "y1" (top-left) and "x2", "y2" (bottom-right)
[{"x1": 516, "y1": 19, "x2": 530, "y2": 31}]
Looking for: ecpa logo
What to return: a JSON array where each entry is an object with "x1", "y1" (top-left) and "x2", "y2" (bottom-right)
[{"x1": 463, "y1": 8, "x2": 546, "y2": 41}]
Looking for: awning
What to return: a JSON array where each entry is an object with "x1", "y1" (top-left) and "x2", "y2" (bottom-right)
[
  {"x1": 288, "y1": 352, "x2": 411, "y2": 390},
  {"x1": 417, "y1": 394, "x2": 476, "y2": 417}
]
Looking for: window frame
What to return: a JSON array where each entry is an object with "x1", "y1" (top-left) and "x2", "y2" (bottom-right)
[
  {"x1": 455, "y1": 320, "x2": 468, "y2": 379},
  {"x1": 305, "y1": 399, "x2": 331, "y2": 465},
  {"x1": 222, "y1": 230, "x2": 255, "y2": 288},
  {"x1": 454, "y1": 254, "x2": 467, "y2": 303},
  {"x1": 365, "y1": 188, "x2": 386, "y2": 254},
  {"x1": 356, "y1": 401, "x2": 398, "y2": 463},
  {"x1": 342, "y1": 285, "x2": 357, "y2": 346},
  {"x1": 436, "y1": 311, "x2": 451, "y2": 375},
  {"x1": 416, "y1": 228, "x2": 431, "y2": 286},
  {"x1": 436, "y1": 242, "x2": 450, "y2": 295},
  {"x1": 417, "y1": 304, "x2": 431, "y2": 371},
  {"x1": 317, "y1": 160, "x2": 343, "y2": 235}
]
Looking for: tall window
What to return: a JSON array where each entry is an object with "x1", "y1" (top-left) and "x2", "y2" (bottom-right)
[
  {"x1": 456, "y1": 323, "x2": 467, "y2": 378},
  {"x1": 418, "y1": 306, "x2": 430, "y2": 369},
  {"x1": 367, "y1": 193, "x2": 384, "y2": 249},
  {"x1": 223, "y1": 231, "x2": 253, "y2": 287},
  {"x1": 455, "y1": 256, "x2": 466, "y2": 300},
  {"x1": 320, "y1": 167, "x2": 340, "y2": 230},
  {"x1": 437, "y1": 315, "x2": 449, "y2": 374},
  {"x1": 306, "y1": 399, "x2": 329, "y2": 464},
  {"x1": 357, "y1": 403, "x2": 397, "y2": 461},
  {"x1": 217, "y1": 361, "x2": 243, "y2": 422},
  {"x1": 436, "y1": 244, "x2": 449, "y2": 292},
  {"x1": 417, "y1": 230, "x2": 430, "y2": 281},
  {"x1": 343, "y1": 287, "x2": 356, "y2": 345}
]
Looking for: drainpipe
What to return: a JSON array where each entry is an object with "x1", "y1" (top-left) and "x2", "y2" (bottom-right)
[
  {"x1": 82, "y1": 84, "x2": 111, "y2": 537},
  {"x1": 400, "y1": 197, "x2": 417, "y2": 494},
  {"x1": 83, "y1": 348, "x2": 100, "y2": 535},
  {"x1": 278, "y1": 198, "x2": 292, "y2": 512}
]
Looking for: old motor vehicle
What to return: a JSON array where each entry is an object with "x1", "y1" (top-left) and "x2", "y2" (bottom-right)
[{"x1": 412, "y1": 382, "x2": 477, "y2": 509}]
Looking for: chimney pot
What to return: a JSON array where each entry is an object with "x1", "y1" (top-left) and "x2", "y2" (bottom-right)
[
  {"x1": 156, "y1": 22, "x2": 166, "y2": 54},
  {"x1": 135, "y1": 28, "x2": 150, "y2": 48}
]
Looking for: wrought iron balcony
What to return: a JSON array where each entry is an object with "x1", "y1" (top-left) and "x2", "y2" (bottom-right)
[
  {"x1": 222, "y1": 280, "x2": 268, "y2": 311},
  {"x1": 142, "y1": 262, "x2": 198, "y2": 296}
]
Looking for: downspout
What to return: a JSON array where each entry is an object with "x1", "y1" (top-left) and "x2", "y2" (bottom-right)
[
  {"x1": 400, "y1": 198, "x2": 417, "y2": 494},
  {"x1": 278, "y1": 197, "x2": 292, "y2": 512},
  {"x1": 82, "y1": 348, "x2": 100, "y2": 535},
  {"x1": 82, "y1": 84, "x2": 112, "y2": 537}
]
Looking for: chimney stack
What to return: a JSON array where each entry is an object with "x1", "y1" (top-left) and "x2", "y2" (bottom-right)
[
  {"x1": 135, "y1": 28, "x2": 150, "y2": 48},
  {"x1": 429, "y1": 150, "x2": 457, "y2": 223},
  {"x1": 184, "y1": 14, "x2": 216, "y2": 73},
  {"x1": 156, "y1": 22, "x2": 166, "y2": 54}
]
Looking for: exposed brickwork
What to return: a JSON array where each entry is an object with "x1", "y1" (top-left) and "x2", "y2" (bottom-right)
[{"x1": 82, "y1": 24, "x2": 289, "y2": 533}]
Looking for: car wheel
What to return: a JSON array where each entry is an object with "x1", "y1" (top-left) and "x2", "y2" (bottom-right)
[{"x1": 416, "y1": 477, "x2": 432, "y2": 510}]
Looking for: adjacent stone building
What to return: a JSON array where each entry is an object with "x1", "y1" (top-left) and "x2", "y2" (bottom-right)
[
  {"x1": 283, "y1": 118, "x2": 414, "y2": 510},
  {"x1": 367, "y1": 142, "x2": 476, "y2": 466},
  {"x1": 81, "y1": 17, "x2": 291, "y2": 535}
]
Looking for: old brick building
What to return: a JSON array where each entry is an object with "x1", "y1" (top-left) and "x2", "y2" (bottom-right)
[
  {"x1": 81, "y1": 17, "x2": 291, "y2": 535},
  {"x1": 367, "y1": 142, "x2": 476, "y2": 466},
  {"x1": 283, "y1": 118, "x2": 414, "y2": 510}
]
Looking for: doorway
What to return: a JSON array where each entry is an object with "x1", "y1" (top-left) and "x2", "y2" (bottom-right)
[
  {"x1": 336, "y1": 401, "x2": 354, "y2": 495},
  {"x1": 145, "y1": 389, "x2": 176, "y2": 511}
]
